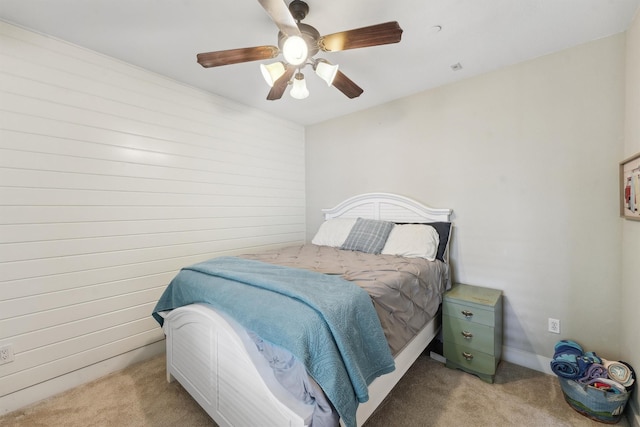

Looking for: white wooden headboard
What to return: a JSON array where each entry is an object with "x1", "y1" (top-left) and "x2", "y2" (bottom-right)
[{"x1": 322, "y1": 193, "x2": 452, "y2": 223}]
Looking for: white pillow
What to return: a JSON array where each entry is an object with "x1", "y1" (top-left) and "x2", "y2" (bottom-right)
[
  {"x1": 381, "y1": 224, "x2": 440, "y2": 260},
  {"x1": 311, "y1": 218, "x2": 358, "y2": 247}
]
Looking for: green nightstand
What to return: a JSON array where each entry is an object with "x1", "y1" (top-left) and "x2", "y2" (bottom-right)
[{"x1": 443, "y1": 283, "x2": 503, "y2": 383}]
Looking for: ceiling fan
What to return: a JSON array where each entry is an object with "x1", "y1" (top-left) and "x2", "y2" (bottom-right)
[{"x1": 196, "y1": 0, "x2": 403, "y2": 100}]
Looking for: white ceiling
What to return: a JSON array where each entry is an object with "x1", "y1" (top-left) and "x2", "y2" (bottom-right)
[{"x1": 1, "y1": 0, "x2": 638, "y2": 125}]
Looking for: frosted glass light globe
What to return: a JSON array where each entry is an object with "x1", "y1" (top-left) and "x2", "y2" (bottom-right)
[{"x1": 282, "y1": 36, "x2": 308, "y2": 66}]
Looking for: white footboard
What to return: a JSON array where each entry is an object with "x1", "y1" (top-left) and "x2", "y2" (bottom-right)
[
  {"x1": 163, "y1": 303, "x2": 440, "y2": 427},
  {"x1": 163, "y1": 304, "x2": 314, "y2": 427}
]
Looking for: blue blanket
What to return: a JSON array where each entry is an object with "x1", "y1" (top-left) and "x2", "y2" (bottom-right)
[{"x1": 152, "y1": 256, "x2": 395, "y2": 427}]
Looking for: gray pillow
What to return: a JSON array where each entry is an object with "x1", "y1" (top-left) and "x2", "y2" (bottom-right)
[{"x1": 341, "y1": 218, "x2": 394, "y2": 254}]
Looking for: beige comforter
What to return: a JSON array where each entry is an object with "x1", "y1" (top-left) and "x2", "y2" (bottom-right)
[{"x1": 241, "y1": 244, "x2": 450, "y2": 355}]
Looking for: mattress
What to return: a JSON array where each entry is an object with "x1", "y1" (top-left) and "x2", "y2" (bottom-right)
[{"x1": 241, "y1": 243, "x2": 450, "y2": 355}]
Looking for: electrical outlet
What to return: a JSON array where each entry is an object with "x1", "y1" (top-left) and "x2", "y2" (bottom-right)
[
  {"x1": 548, "y1": 318, "x2": 560, "y2": 334},
  {"x1": 0, "y1": 344, "x2": 15, "y2": 365}
]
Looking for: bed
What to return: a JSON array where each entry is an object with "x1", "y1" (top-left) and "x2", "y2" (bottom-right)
[{"x1": 152, "y1": 193, "x2": 453, "y2": 427}]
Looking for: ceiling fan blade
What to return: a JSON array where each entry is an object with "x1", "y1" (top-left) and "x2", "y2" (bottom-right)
[
  {"x1": 319, "y1": 21, "x2": 403, "y2": 52},
  {"x1": 257, "y1": 0, "x2": 301, "y2": 37},
  {"x1": 267, "y1": 66, "x2": 296, "y2": 100},
  {"x1": 332, "y1": 70, "x2": 364, "y2": 99},
  {"x1": 197, "y1": 46, "x2": 279, "y2": 68}
]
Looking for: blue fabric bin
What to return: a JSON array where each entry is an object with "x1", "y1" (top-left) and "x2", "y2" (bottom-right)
[{"x1": 558, "y1": 377, "x2": 631, "y2": 424}]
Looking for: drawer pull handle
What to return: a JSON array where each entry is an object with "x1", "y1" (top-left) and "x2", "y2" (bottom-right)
[
  {"x1": 461, "y1": 331, "x2": 473, "y2": 339},
  {"x1": 461, "y1": 310, "x2": 474, "y2": 319},
  {"x1": 462, "y1": 352, "x2": 474, "y2": 361}
]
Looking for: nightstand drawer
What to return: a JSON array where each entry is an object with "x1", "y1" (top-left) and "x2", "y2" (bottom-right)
[
  {"x1": 443, "y1": 300, "x2": 495, "y2": 327},
  {"x1": 442, "y1": 315, "x2": 494, "y2": 354},
  {"x1": 444, "y1": 343, "x2": 497, "y2": 375}
]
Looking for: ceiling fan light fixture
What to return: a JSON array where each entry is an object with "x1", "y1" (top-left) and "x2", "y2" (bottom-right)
[
  {"x1": 196, "y1": 1, "x2": 402, "y2": 101},
  {"x1": 260, "y1": 61, "x2": 286, "y2": 87},
  {"x1": 290, "y1": 72, "x2": 309, "y2": 99},
  {"x1": 314, "y1": 60, "x2": 339, "y2": 86},
  {"x1": 282, "y1": 35, "x2": 308, "y2": 66}
]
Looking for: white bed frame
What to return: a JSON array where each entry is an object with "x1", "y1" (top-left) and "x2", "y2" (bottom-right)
[{"x1": 163, "y1": 193, "x2": 452, "y2": 427}]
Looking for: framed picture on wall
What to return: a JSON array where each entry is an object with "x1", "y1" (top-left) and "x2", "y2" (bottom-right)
[{"x1": 620, "y1": 152, "x2": 640, "y2": 220}]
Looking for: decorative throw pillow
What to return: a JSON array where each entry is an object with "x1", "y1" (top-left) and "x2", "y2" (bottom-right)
[
  {"x1": 311, "y1": 218, "x2": 357, "y2": 247},
  {"x1": 381, "y1": 224, "x2": 440, "y2": 260},
  {"x1": 427, "y1": 222, "x2": 452, "y2": 262},
  {"x1": 340, "y1": 218, "x2": 394, "y2": 254}
]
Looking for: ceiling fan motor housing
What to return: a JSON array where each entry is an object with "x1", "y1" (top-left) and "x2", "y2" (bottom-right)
[{"x1": 289, "y1": 0, "x2": 309, "y2": 21}]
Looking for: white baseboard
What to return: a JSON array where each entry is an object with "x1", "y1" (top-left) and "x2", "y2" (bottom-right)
[
  {"x1": 501, "y1": 345, "x2": 553, "y2": 375},
  {"x1": 0, "y1": 340, "x2": 165, "y2": 415},
  {"x1": 429, "y1": 351, "x2": 446, "y2": 364},
  {"x1": 627, "y1": 397, "x2": 640, "y2": 427}
]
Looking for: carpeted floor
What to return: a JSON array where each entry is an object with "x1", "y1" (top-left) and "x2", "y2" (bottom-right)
[{"x1": 0, "y1": 351, "x2": 630, "y2": 427}]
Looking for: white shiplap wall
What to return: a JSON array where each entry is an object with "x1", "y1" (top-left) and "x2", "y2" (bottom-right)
[{"x1": 0, "y1": 20, "x2": 305, "y2": 411}]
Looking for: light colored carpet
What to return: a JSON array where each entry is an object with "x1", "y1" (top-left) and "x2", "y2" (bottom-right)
[{"x1": 0, "y1": 352, "x2": 630, "y2": 427}]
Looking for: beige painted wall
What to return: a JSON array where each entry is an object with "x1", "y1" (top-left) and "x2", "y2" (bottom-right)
[
  {"x1": 623, "y1": 10, "x2": 640, "y2": 426},
  {"x1": 306, "y1": 34, "x2": 625, "y2": 372}
]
